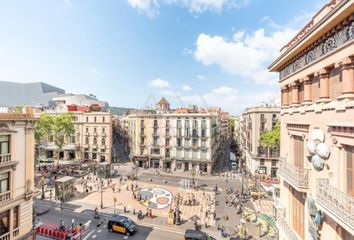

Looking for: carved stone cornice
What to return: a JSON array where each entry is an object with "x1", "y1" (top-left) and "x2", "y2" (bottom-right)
[{"x1": 279, "y1": 14, "x2": 354, "y2": 80}]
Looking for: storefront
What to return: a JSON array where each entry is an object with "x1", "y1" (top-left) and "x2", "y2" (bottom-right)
[
  {"x1": 150, "y1": 159, "x2": 160, "y2": 168},
  {"x1": 199, "y1": 163, "x2": 208, "y2": 173},
  {"x1": 134, "y1": 156, "x2": 149, "y2": 168}
]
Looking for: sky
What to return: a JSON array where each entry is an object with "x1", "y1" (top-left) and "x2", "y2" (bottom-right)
[{"x1": 0, "y1": 0, "x2": 328, "y2": 114}]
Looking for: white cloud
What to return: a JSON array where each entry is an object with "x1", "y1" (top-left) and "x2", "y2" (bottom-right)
[
  {"x1": 127, "y1": 0, "x2": 248, "y2": 17},
  {"x1": 193, "y1": 27, "x2": 297, "y2": 84},
  {"x1": 197, "y1": 74, "x2": 205, "y2": 80},
  {"x1": 177, "y1": 86, "x2": 279, "y2": 114},
  {"x1": 182, "y1": 85, "x2": 192, "y2": 91},
  {"x1": 149, "y1": 78, "x2": 170, "y2": 88}
]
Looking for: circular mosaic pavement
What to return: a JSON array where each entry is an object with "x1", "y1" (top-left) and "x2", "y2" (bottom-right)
[{"x1": 139, "y1": 187, "x2": 173, "y2": 209}]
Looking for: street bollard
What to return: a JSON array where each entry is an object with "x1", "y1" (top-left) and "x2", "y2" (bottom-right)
[
  {"x1": 133, "y1": 209, "x2": 136, "y2": 215},
  {"x1": 124, "y1": 206, "x2": 127, "y2": 213}
]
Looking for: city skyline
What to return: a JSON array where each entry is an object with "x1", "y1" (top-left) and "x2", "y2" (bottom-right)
[{"x1": 0, "y1": 0, "x2": 327, "y2": 114}]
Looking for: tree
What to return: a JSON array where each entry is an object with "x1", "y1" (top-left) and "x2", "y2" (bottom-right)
[
  {"x1": 259, "y1": 122, "x2": 280, "y2": 149},
  {"x1": 35, "y1": 113, "x2": 75, "y2": 165}
]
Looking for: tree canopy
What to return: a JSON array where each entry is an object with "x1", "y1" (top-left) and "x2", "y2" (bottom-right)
[
  {"x1": 259, "y1": 122, "x2": 280, "y2": 149},
  {"x1": 35, "y1": 113, "x2": 75, "y2": 163}
]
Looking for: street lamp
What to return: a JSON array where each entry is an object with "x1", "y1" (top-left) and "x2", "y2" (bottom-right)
[
  {"x1": 191, "y1": 165, "x2": 196, "y2": 188},
  {"x1": 113, "y1": 197, "x2": 117, "y2": 215},
  {"x1": 97, "y1": 167, "x2": 105, "y2": 209},
  {"x1": 40, "y1": 176, "x2": 46, "y2": 200}
]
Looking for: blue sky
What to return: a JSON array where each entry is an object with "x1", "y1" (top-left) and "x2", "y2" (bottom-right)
[{"x1": 0, "y1": 0, "x2": 328, "y2": 114}]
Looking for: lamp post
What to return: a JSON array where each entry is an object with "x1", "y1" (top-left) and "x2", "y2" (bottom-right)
[
  {"x1": 191, "y1": 165, "x2": 196, "y2": 188},
  {"x1": 40, "y1": 176, "x2": 46, "y2": 200},
  {"x1": 113, "y1": 197, "x2": 117, "y2": 215},
  {"x1": 98, "y1": 167, "x2": 105, "y2": 209}
]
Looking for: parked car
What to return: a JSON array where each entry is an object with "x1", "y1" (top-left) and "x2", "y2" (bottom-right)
[{"x1": 107, "y1": 215, "x2": 137, "y2": 236}]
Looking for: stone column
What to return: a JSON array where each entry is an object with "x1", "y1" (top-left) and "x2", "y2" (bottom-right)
[
  {"x1": 319, "y1": 68, "x2": 330, "y2": 102},
  {"x1": 291, "y1": 81, "x2": 300, "y2": 106},
  {"x1": 282, "y1": 86, "x2": 289, "y2": 107},
  {"x1": 340, "y1": 57, "x2": 354, "y2": 99},
  {"x1": 303, "y1": 75, "x2": 312, "y2": 104}
]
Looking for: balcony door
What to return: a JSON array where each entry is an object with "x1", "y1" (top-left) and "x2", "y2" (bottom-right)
[
  {"x1": 290, "y1": 186, "x2": 305, "y2": 239},
  {"x1": 345, "y1": 145, "x2": 354, "y2": 196},
  {"x1": 293, "y1": 135, "x2": 304, "y2": 168}
]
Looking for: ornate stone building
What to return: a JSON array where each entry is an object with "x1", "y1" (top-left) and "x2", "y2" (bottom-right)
[
  {"x1": 240, "y1": 106, "x2": 280, "y2": 177},
  {"x1": 0, "y1": 108, "x2": 36, "y2": 240},
  {"x1": 269, "y1": 0, "x2": 354, "y2": 239}
]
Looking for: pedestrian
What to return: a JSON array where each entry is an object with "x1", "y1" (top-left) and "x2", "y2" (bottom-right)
[
  {"x1": 71, "y1": 218, "x2": 75, "y2": 230},
  {"x1": 213, "y1": 211, "x2": 216, "y2": 220},
  {"x1": 149, "y1": 209, "x2": 153, "y2": 218}
]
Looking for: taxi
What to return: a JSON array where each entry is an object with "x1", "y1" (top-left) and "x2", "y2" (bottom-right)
[{"x1": 107, "y1": 215, "x2": 137, "y2": 236}]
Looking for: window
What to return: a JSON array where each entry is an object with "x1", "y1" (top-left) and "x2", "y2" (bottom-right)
[
  {"x1": 0, "y1": 172, "x2": 10, "y2": 193},
  {"x1": 71, "y1": 136, "x2": 76, "y2": 144},
  {"x1": 102, "y1": 117, "x2": 105, "y2": 123},
  {"x1": 185, "y1": 120, "x2": 190, "y2": 128},
  {"x1": 13, "y1": 206, "x2": 19, "y2": 229},
  {"x1": 86, "y1": 117, "x2": 89, "y2": 122},
  {"x1": 201, "y1": 129, "x2": 206, "y2": 138},
  {"x1": 0, "y1": 135, "x2": 10, "y2": 155},
  {"x1": 94, "y1": 117, "x2": 97, "y2": 123},
  {"x1": 141, "y1": 119, "x2": 144, "y2": 126},
  {"x1": 260, "y1": 159, "x2": 265, "y2": 166},
  {"x1": 85, "y1": 138, "x2": 89, "y2": 144},
  {"x1": 94, "y1": 128, "x2": 97, "y2": 133},
  {"x1": 293, "y1": 135, "x2": 304, "y2": 168},
  {"x1": 346, "y1": 146, "x2": 354, "y2": 196},
  {"x1": 166, "y1": 120, "x2": 170, "y2": 128},
  {"x1": 192, "y1": 139, "x2": 198, "y2": 147},
  {"x1": 201, "y1": 140, "x2": 206, "y2": 148},
  {"x1": 140, "y1": 137, "x2": 144, "y2": 145},
  {"x1": 271, "y1": 160, "x2": 277, "y2": 167},
  {"x1": 93, "y1": 138, "x2": 97, "y2": 145},
  {"x1": 193, "y1": 120, "x2": 198, "y2": 128},
  {"x1": 85, "y1": 127, "x2": 89, "y2": 133},
  {"x1": 0, "y1": 210, "x2": 9, "y2": 235},
  {"x1": 201, "y1": 120, "x2": 206, "y2": 129},
  {"x1": 102, "y1": 128, "x2": 105, "y2": 134},
  {"x1": 177, "y1": 138, "x2": 182, "y2": 147},
  {"x1": 165, "y1": 139, "x2": 170, "y2": 146},
  {"x1": 153, "y1": 137, "x2": 158, "y2": 146},
  {"x1": 101, "y1": 138, "x2": 106, "y2": 145},
  {"x1": 177, "y1": 120, "x2": 182, "y2": 128},
  {"x1": 140, "y1": 147, "x2": 144, "y2": 155},
  {"x1": 154, "y1": 120, "x2": 158, "y2": 127}
]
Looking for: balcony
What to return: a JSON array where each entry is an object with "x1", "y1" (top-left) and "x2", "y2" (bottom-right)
[
  {"x1": 269, "y1": 149, "x2": 279, "y2": 158},
  {"x1": 0, "y1": 153, "x2": 11, "y2": 165},
  {"x1": 258, "y1": 147, "x2": 267, "y2": 157},
  {"x1": 316, "y1": 178, "x2": 354, "y2": 234},
  {"x1": 0, "y1": 191, "x2": 11, "y2": 203},
  {"x1": 279, "y1": 158, "x2": 308, "y2": 189},
  {"x1": 276, "y1": 207, "x2": 300, "y2": 240},
  {"x1": 0, "y1": 233, "x2": 10, "y2": 240}
]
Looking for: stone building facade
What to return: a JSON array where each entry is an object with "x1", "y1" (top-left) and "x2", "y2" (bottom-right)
[
  {"x1": 269, "y1": 0, "x2": 354, "y2": 239},
  {"x1": 0, "y1": 109, "x2": 36, "y2": 240},
  {"x1": 36, "y1": 109, "x2": 112, "y2": 163},
  {"x1": 240, "y1": 106, "x2": 280, "y2": 177}
]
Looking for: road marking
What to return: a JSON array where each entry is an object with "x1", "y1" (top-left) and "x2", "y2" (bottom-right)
[
  {"x1": 97, "y1": 229, "x2": 102, "y2": 233},
  {"x1": 82, "y1": 229, "x2": 95, "y2": 240},
  {"x1": 138, "y1": 222, "x2": 184, "y2": 235},
  {"x1": 91, "y1": 234, "x2": 97, "y2": 238}
]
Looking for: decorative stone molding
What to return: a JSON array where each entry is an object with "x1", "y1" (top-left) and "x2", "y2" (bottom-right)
[
  {"x1": 287, "y1": 123, "x2": 310, "y2": 132},
  {"x1": 329, "y1": 125, "x2": 354, "y2": 137},
  {"x1": 279, "y1": 14, "x2": 354, "y2": 80}
]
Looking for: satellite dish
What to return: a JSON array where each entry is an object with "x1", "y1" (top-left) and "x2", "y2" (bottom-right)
[
  {"x1": 311, "y1": 128, "x2": 325, "y2": 143},
  {"x1": 307, "y1": 141, "x2": 317, "y2": 155},
  {"x1": 317, "y1": 143, "x2": 330, "y2": 159}
]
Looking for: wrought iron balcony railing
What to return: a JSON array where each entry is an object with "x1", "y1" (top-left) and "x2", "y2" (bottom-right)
[
  {"x1": 279, "y1": 158, "x2": 308, "y2": 189},
  {"x1": 0, "y1": 153, "x2": 11, "y2": 165},
  {"x1": 276, "y1": 207, "x2": 300, "y2": 240},
  {"x1": 316, "y1": 178, "x2": 354, "y2": 233}
]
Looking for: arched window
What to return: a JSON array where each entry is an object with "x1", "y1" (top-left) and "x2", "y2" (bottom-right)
[
  {"x1": 102, "y1": 138, "x2": 106, "y2": 145},
  {"x1": 93, "y1": 138, "x2": 97, "y2": 145},
  {"x1": 102, "y1": 117, "x2": 105, "y2": 123},
  {"x1": 94, "y1": 128, "x2": 97, "y2": 133},
  {"x1": 86, "y1": 117, "x2": 89, "y2": 122},
  {"x1": 85, "y1": 138, "x2": 89, "y2": 144},
  {"x1": 94, "y1": 117, "x2": 97, "y2": 123},
  {"x1": 102, "y1": 128, "x2": 105, "y2": 134},
  {"x1": 86, "y1": 127, "x2": 89, "y2": 133}
]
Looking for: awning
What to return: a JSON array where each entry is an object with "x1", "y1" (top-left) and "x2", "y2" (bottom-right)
[
  {"x1": 43, "y1": 144, "x2": 58, "y2": 151},
  {"x1": 63, "y1": 145, "x2": 77, "y2": 151}
]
